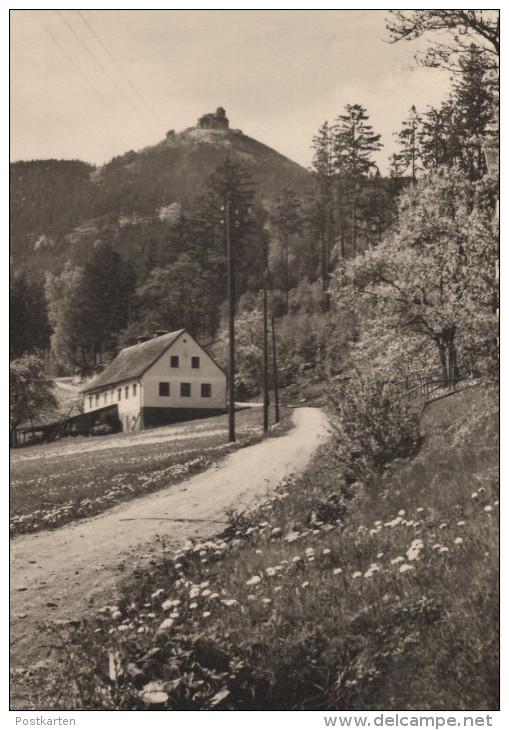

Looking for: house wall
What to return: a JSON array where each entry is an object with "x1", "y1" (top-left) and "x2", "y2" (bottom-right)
[
  {"x1": 83, "y1": 379, "x2": 142, "y2": 432},
  {"x1": 82, "y1": 332, "x2": 226, "y2": 432},
  {"x1": 142, "y1": 333, "x2": 226, "y2": 411}
]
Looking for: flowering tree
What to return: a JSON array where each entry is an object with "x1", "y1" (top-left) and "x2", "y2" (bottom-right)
[{"x1": 332, "y1": 167, "x2": 498, "y2": 385}]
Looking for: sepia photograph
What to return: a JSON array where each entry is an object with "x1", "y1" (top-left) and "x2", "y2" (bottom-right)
[{"x1": 10, "y1": 8, "x2": 499, "y2": 716}]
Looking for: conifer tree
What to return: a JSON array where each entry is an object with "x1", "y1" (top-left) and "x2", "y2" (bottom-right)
[
  {"x1": 333, "y1": 104, "x2": 382, "y2": 256},
  {"x1": 311, "y1": 122, "x2": 336, "y2": 305},
  {"x1": 270, "y1": 187, "x2": 303, "y2": 312},
  {"x1": 392, "y1": 106, "x2": 422, "y2": 182}
]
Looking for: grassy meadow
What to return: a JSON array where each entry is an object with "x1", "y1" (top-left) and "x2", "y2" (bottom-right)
[
  {"x1": 22, "y1": 386, "x2": 498, "y2": 710},
  {"x1": 10, "y1": 406, "x2": 288, "y2": 537}
]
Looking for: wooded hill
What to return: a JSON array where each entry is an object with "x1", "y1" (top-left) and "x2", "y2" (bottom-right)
[
  {"x1": 10, "y1": 10, "x2": 499, "y2": 401},
  {"x1": 10, "y1": 120, "x2": 312, "y2": 279}
]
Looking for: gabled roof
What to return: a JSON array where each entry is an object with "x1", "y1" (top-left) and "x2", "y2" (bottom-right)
[{"x1": 83, "y1": 329, "x2": 185, "y2": 392}]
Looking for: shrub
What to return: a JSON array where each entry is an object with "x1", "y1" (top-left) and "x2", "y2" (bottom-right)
[{"x1": 328, "y1": 374, "x2": 422, "y2": 485}]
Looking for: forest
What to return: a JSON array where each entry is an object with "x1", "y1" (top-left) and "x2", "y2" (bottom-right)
[{"x1": 10, "y1": 9, "x2": 498, "y2": 411}]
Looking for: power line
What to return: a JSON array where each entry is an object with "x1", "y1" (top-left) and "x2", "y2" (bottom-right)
[
  {"x1": 30, "y1": 10, "x2": 123, "y2": 123},
  {"x1": 76, "y1": 9, "x2": 161, "y2": 126},
  {"x1": 56, "y1": 9, "x2": 148, "y2": 126}
]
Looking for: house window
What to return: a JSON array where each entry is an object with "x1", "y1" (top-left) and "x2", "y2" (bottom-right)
[
  {"x1": 95, "y1": 393, "x2": 99, "y2": 405},
  {"x1": 125, "y1": 385, "x2": 129, "y2": 399},
  {"x1": 201, "y1": 383, "x2": 212, "y2": 398},
  {"x1": 180, "y1": 382, "x2": 191, "y2": 397},
  {"x1": 192, "y1": 356, "x2": 200, "y2": 369},
  {"x1": 103, "y1": 392, "x2": 107, "y2": 404},
  {"x1": 159, "y1": 382, "x2": 170, "y2": 397},
  {"x1": 171, "y1": 355, "x2": 179, "y2": 368},
  {"x1": 89, "y1": 396, "x2": 92, "y2": 408},
  {"x1": 118, "y1": 388, "x2": 122, "y2": 401},
  {"x1": 133, "y1": 383, "x2": 137, "y2": 397}
]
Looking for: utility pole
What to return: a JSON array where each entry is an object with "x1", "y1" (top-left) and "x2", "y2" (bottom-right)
[
  {"x1": 263, "y1": 273, "x2": 269, "y2": 433},
  {"x1": 271, "y1": 313, "x2": 280, "y2": 424},
  {"x1": 226, "y1": 200, "x2": 236, "y2": 442}
]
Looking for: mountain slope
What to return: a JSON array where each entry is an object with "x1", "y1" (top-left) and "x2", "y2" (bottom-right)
[{"x1": 10, "y1": 111, "x2": 312, "y2": 277}]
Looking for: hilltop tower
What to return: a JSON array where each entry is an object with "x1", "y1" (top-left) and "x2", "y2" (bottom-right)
[{"x1": 198, "y1": 107, "x2": 229, "y2": 130}]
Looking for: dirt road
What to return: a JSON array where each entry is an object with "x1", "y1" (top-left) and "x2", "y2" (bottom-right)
[{"x1": 10, "y1": 407, "x2": 330, "y2": 668}]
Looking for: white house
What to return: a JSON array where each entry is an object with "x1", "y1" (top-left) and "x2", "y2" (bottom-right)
[{"x1": 82, "y1": 329, "x2": 227, "y2": 432}]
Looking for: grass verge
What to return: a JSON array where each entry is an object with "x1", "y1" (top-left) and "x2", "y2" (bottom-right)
[{"x1": 13, "y1": 387, "x2": 498, "y2": 710}]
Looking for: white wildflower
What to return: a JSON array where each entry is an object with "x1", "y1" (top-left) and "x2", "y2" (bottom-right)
[{"x1": 399, "y1": 564, "x2": 414, "y2": 573}]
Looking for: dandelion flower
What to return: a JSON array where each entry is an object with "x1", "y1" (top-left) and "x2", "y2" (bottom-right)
[
  {"x1": 454, "y1": 537, "x2": 463, "y2": 545},
  {"x1": 305, "y1": 547, "x2": 315, "y2": 555},
  {"x1": 274, "y1": 586, "x2": 282, "y2": 592},
  {"x1": 432, "y1": 544, "x2": 441, "y2": 550},
  {"x1": 439, "y1": 523, "x2": 447, "y2": 529},
  {"x1": 255, "y1": 549, "x2": 263, "y2": 555},
  {"x1": 157, "y1": 618, "x2": 174, "y2": 633},
  {"x1": 439, "y1": 547, "x2": 449, "y2": 553},
  {"x1": 398, "y1": 510, "x2": 406, "y2": 516},
  {"x1": 302, "y1": 582, "x2": 310, "y2": 588},
  {"x1": 189, "y1": 586, "x2": 200, "y2": 598},
  {"x1": 222, "y1": 599, "x2": 238, "y2": 607},
  {"x1": 201, "y1": 589, "x2": 211, "y2": 597},
  {"x1": 457, "y1": 521, "x2": 465, "y2": 526},
  {"x1": 399, "y1": 564, "x2": 413, "y2": 573},
  {"x1": 376, "y1": 552, "x2": 384, "y2": 559},
  {"x1": 262, "y1": 598, "x2": 272, "y2": 604},
  {"x1": 484, "y1": 505, "x2": 493, "y2": 513},
  {"x1": 364, "y1": 571, "x2": 374, "y2": 578},
  {"x1": 189, "y1": 602, "x2": 198, "y2": 609},
  {"x1": 322, "y1": 548, "x2": 332, "y2": 556},
  {"x1": 161, "y1": 599, "x2": 174, "y2": 611},
  {"x1": 266, "y1": 567, "x2": 277, "y2": 577},
  {"x1": 391, "y1": 556, "x2": 405, "y2": 564},
  {"x1": 374, "y1": 520, "x2": 382, "y2": 526},
  {"x1": 292, "y1": 556, "x2": 302, "y2": 563},
  {"x1": 247, "y1": 594, "x2": 256, "y2": 601},
  {"x1": 416, "y1": 507, "x2": 424, "y2": 513},
  {"x1": 471, "y1": 492, "x2": 478, "y2": 500},
  {"x1": 333, "y1": 568, "x2": 343, "y2": 575},
  {"x1": 246, "y1": 575, "x2": 262, "y2": 586},
  {"x1": 151, "y1": 589, "x2": 164, "y2": 599},
  {"x1": 352, "y1": 571, "x2": 362, "y2": 578},
  {"x1": 308, "y1": 556, "x2": 315, "y2": 562},
  {"x1": 202, "y1": 611, "x2": 211, "y2": 618}
]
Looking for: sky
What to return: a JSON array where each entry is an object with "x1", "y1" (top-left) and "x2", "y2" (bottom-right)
[{"x1": 10, "y1": 9, "x2": 453, "y2": 172}]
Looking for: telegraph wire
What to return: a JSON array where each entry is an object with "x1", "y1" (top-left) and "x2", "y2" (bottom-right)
[
  {"x1": 76, "y1": 9, "x2": 161, "y2": 126},
  {"x1": 30, "y1": 10, "x2": 123, "y2": 123},
  {"x1": 56, "y1": 9, "x2": 149, "y2": 126}
]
